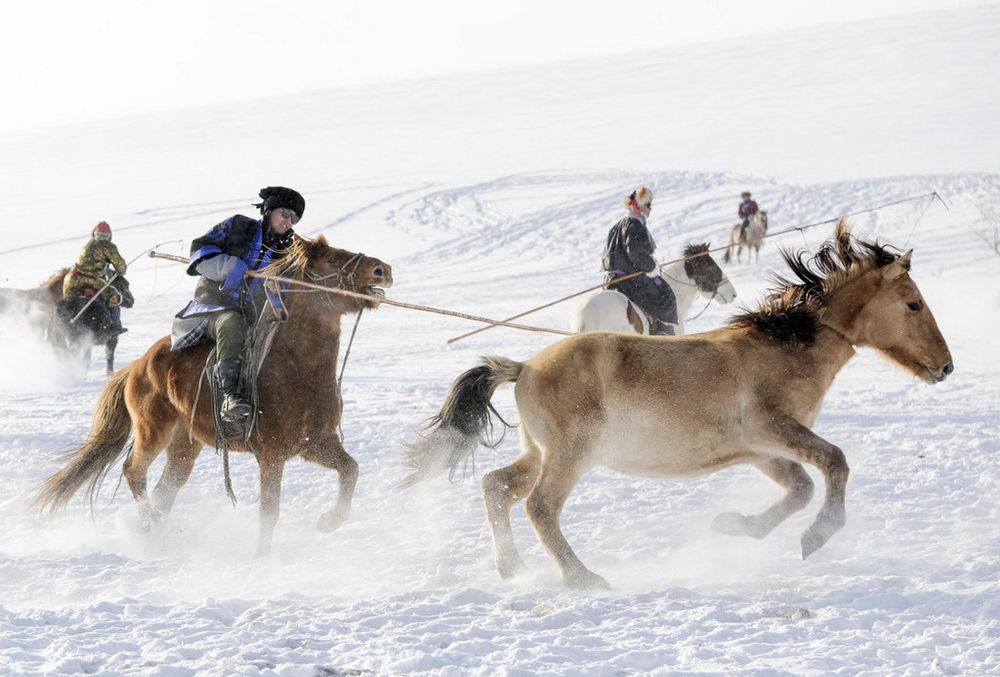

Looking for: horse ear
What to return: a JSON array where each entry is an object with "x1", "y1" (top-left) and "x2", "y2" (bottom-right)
[
  {"x1": 307, "y1": 235, "x2": 329, "y2": 258},
  {"x1": 883, "y1": 250, "x2": 912, "y2": 281},
  {"x1": 897, "y1": 249, "x2": 912, "y2": 269}
]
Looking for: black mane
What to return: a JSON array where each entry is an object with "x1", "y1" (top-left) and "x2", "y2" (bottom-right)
[
  {"x1": 683, "y1": 242, "x2": 710, "y2": 258},
  {"x1": 729, "y1": 221, "x2": 903, "y2": 345}
]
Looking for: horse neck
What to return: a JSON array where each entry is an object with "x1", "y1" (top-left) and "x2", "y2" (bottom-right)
[
  {"x1": 660, "y1": 260, "x2": 699, "y2": 316},
  {"x1": 789, "y1": 289, "x2": 864, "y2": 398},
  {"x1": 276, "y1": 294, "x2": 347, "y2": 365}
]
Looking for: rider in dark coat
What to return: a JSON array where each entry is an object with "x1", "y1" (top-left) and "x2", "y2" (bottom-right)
[
  {"x1": 739, "y1": 191, "x2": 759, "y2": 241},
  {"x1": 171, "y1": 186, "x2": 303, "y2": 423},
  {"x1": 601, "y1": 186, "x2": 678, "y2": 335}
]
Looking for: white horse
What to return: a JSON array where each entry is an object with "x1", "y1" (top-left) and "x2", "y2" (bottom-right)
[
  {"x1": 571, "y1": 243, "x2": 737, "y2": 335},
  {"x1": 724, "y1": 211, "x2": 769, "y2": 264}
]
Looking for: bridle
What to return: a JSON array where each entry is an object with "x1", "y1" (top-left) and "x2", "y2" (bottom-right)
[
  {"x1": 306, "y1": 251, "x2": 365, "y2": 288},
  {"x1": 659, "y1": 268, "x2": 723, "y2": 323}
]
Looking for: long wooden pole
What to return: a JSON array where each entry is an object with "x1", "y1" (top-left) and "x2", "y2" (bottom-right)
[
  {"x1": 445, "y1": 192, "x2": 943, "y2": 344},
  {"x1": 148, "y1": 251, "x2": 573, "y2": 337}
]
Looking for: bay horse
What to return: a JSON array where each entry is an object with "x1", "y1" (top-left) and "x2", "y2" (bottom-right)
[
  {"x1": 36, "y1": 236, "x2": 392, "y2": 554},
  {"x1": 724, "y1": 210, "x2": 768, "y2": 264},
  {"x1": 571, "y1": 243, "x2": 737, "y2": 335},
  {"x1": 405, "y1": 222, "x2": 952, "y2": 588}
]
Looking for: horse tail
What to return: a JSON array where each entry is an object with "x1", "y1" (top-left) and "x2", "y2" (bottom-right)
[
  {"x1": 723, "y1": 245, "x2": 732, "y2": 264},
  {"x1": 402, "y1": 356, "x2": 522, "y2": 486},
  {"x1": 35, "y1": 365, "x2": 134, "y2": 516}
]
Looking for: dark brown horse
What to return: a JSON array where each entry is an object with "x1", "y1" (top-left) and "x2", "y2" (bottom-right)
[{"x1": 37, "y1": 236, "x2": 392, "y2": 554}]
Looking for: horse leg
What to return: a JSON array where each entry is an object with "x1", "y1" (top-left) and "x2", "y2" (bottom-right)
[
  {"x1": 482, "y1": 428, "x2": 542, "y2": 579},
  {"x1": 105, "y1": 337, "x2": 117, "y2": 377},
  {"x1": 712, "y1": 458, "x2": 814, "y2": 539},
  {"x1": 122, "y1": 414, "x2": 175, "y2": 530},
  {"x1": 150, "y1": 426, "x2": 203, "y2": 518},
  {"x1": 301, "y1": 436, "x2": 359, "y2": 533},
  {"x1": 525, "y1": 450, "x2": 606, "y2": 589},
  {"x1": 256, "y1": 453, "x2": 286, "y2": 556},
  {"x1": 759, "y1": 416, "x2": 849, "y2": 558}
]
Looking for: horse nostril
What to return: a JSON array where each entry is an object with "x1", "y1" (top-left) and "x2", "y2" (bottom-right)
[
  {"x1": 942, "y1": 362, "x2": 954, "y2": 376},
  {"x1": 372, "y1": 267, "x2": 384, "y2": 279}
]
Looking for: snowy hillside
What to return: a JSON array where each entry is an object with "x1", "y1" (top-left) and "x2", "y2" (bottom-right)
[{"x1": 0, "y1": 4, "x2": 998, "y2": 676}]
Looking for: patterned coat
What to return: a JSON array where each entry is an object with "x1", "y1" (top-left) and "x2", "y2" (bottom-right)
[{"x1": 63, "y1": 239, "x2": 127, "y2": 305}]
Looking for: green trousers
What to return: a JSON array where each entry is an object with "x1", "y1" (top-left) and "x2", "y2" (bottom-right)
[{"x1": 205, "y1": 310, "x2": 247, "y2": 362}]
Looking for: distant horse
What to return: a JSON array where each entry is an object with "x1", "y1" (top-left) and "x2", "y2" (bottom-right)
[
  {"x1": 0, "y1": 268, "x2": 66, "y2": 314},
  {"x1": 0, "y1": 268, "x2": 130, "y2": 377},
  {"x1": 37, "y1": 236, "x2": 392, "y2": 555},
  {"x1": 571, "y1": 243, "x2": 737, "y2": 335},
  {"x1": 724, "y1": 210, "x2": 768, "y2": 264},
  {"x1": 405, "y1": 222, "x2": 952, "y2": 588},
  {"x1": 50, "y1": 275, "x2": 134, "y2": 377}
]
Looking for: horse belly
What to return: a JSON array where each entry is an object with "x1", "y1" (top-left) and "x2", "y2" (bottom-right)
[{"x1": 593, "y1": 409, "x2": 747, "y2": 478}]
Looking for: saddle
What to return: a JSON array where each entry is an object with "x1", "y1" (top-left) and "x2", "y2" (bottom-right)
[{"x1": 625, "y1": 302, "x2": 676, "y2": 336}]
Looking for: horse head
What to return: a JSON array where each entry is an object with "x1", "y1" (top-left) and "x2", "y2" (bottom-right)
[
  {"x1": 780, "y1": 222, "x2": 953, "y2": 384},
  {"x1": 111, "y1": 276, "x2": 134, "y2": 308},
  {"x1": 682, "y1": 243, "x2": 737, "y2": 304},
  {"x1": 271, "y1": 235, "x2": 393, "y2": 313},
  {"x1": 844, "y1": 249, "x2": 952, "y2": 383}
]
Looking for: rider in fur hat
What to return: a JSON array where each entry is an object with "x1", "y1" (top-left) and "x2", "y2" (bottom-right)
[{"x1": 171, "y1": 186, "x2": 304, "y2": 425}]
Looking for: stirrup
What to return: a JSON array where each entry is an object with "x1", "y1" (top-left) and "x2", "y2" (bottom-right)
[{"x1": 220, "y1": 396, "x2": 251, "y2": 422}]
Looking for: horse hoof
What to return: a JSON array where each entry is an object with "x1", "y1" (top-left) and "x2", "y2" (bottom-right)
[
  {"x1": 565, "y1": 570, "x2": 611, "y2": 590},
  {"x1": 496, "y1": 555, "x2": 526, "y2": 580},
  {"x1": 801, "y1": 528, "x2": 825, "y2": 560},
  {"x1": 137, "y1": 502, "x2": 162, "y2": 532},
  {"x1": 712, "y1": 511, "x2": 750, "y2": 536},
  {"x1": 317, "y1": 511, "x2": 348, "y2": 533}
]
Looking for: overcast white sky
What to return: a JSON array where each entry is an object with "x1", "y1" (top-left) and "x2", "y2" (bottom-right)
[{"x1": 2, "y1": 0, "x2": 992, "y2": 132}]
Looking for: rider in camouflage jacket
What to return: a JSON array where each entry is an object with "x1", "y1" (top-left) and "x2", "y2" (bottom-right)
[{"x1": 63, "y1": 221, "x2": 127, "y2": 332}]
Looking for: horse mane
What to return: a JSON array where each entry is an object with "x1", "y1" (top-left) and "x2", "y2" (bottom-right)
[
  {"x1": 41, "y1": 268, "x2": 70, "y2": 297},
  {"x1": 729, "y1": 220, "x2": 903, "y2": 344},
  {"x1": 258, "y1": 235, "x2": 317, "y2": 280},
  {"x1": 683, "y1": 242, "x2": 710, "y2": 258}
]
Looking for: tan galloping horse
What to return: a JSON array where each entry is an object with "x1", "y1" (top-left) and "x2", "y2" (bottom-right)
[
  {"x1": 724, "y1": 210, "x2": 768, "y2": 264},
  {"x1": 37, "y1": 236, "x2": 392, "y2": 554},
  {"x1": 405, "y1": 222, "x2": 952, "y2": 588}
]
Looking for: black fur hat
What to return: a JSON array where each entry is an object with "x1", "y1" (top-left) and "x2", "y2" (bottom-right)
[{"x1": 254, "y1": 186, "x2": 305, "y2": 220}]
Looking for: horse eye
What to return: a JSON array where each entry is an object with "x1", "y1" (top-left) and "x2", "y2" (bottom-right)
[{"x1": 907, "y1": 301, "x2": 921, "y2": 312}]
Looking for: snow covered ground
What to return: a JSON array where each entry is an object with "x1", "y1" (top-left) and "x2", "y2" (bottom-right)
[{"x1": 1, "y1": 4, "x2": 998, "y2": 675}]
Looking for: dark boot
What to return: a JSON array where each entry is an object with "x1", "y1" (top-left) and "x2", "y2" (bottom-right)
[
  {"x1": 109, "y1": 305, "x2": 127, "y2": 335},
  {"x1": 216, "y1": 358, "x2": 251, "y2": 423}
]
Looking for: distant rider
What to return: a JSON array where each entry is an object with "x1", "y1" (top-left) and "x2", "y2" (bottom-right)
[
  {"x1": 601, "y1": 186, "x2": 678, "y2": 335},
  {"x1": 738, "y1": 191, "x2": 759, "y2": 242},
  {"x1": 62, "y1": 221, "x2": 128, "y2": 334}
]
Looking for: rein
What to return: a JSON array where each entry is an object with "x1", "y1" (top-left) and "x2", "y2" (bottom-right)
[
  {"x1": 149, "y1": 251, "x2": 571, "y2": 337},
  {"x1": 658, "y1": 270, "x2": 719, "y2": 323},
  {"x1": 446, "y1": 191, "x2": 946, "y2": 344},
  {"x1": 684, "y1": 289, "x2": 717, "y2": 323}
]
